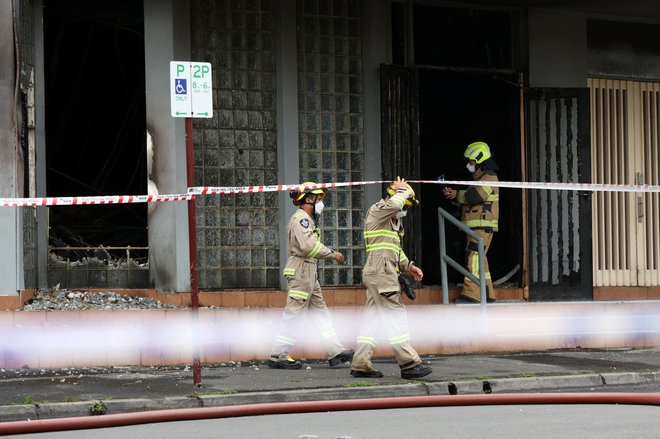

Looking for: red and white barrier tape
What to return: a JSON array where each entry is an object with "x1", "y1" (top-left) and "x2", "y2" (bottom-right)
[
  {"x1": 410, "y1": 179, "x2": 660, "y2": 193},
  {"x1": 186, "y1": 180, "x2": 389, "y2": 195},
  {"x1": 0, "y1": 194, "x2": 192, "y2": 207},
  {"x1": 2, "y1": 179, "x2": 659, "y2": 207},
  {"x1": 188, "y1": 179, "x2": 660, "y2": 195}
]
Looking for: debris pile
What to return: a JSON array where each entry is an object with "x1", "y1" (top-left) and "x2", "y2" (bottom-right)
[{"x1": 21, "y1": 287, "x2": 183, "y2": 311}]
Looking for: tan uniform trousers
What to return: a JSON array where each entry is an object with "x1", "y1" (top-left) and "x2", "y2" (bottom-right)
[
  {"x1": 462, "y1": 229, "x2": 495, "y2": 302},
  {"x1": 270, "y1": 263, "x2": 344, "y2": 361},
  {"x1": 351, "y1": 281, "x2": 421, "y2": 373}
]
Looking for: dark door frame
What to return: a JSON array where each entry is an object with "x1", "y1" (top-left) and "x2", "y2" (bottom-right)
[{"x1": 525, "y1": 87, "x2": 593, "y2": 301}]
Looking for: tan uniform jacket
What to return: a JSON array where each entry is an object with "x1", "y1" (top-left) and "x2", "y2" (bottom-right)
[
  {"x1": 362, "y1": 187, "x2": 414, "y2": 294},
  {"x1": 456, "y1": 169, "x2": 499, "y2": 232},
  {"x1": 282, "y1": 209, "x2": 335, "y2": 300}
]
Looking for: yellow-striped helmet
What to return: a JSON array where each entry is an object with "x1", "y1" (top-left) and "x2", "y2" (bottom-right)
[
  {"x1": 290, "y1": 182, "x2": 326, "y2": 206},
  {"x1": 464, "y1": 141, "x2": 491, "y2": 164},
  {"x1": 386, "y1": 182, "x2": 419, "y2": 207}
]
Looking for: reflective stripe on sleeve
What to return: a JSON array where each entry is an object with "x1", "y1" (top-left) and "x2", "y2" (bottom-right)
[
  {"x1": 390, "y1": 194, "x2": 406, "y2": 208},
  {"x1": 308, "y1": 241, "x2": 323, "y2": 258}
]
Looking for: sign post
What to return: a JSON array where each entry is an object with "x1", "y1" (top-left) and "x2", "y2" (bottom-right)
[{"x1": 170, "y1": 61, "x2": 213, "y2": 387}]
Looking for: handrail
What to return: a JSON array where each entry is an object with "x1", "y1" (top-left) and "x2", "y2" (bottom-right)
[{"x1": 437, "y1": 207, "x2": 487, "y2": 313}]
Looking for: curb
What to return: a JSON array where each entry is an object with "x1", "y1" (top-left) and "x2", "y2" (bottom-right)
[
  {"x1": 0, "y1": 372, "x2": 657, "y2": 422},
  {"x1": 198, "y1": 383, "x2": 428, "y2": 407}
]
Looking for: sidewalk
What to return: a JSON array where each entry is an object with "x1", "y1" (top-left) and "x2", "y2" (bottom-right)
[{"x1": 1, "y1": 348, "x2": 659, "y2": 422}]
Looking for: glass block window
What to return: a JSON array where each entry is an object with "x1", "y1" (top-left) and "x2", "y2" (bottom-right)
[
  {"x1": 191, "y1": 0, "x2": 280, "y2": 288},
  {"x1": 297, "y1": 0, "x2": 365, "y2": 286}
]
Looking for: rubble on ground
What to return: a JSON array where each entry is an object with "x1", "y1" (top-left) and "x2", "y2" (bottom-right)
[{"x1": 21, "y1": 287, "x2": 183, "y2": 311}]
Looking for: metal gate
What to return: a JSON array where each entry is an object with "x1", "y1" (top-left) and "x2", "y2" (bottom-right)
[
  {"x1": 380, "y1": 64, "x2": 421, "y2": 265},
  {"x1": 589, "y1": 79, "x2": 660, "y2": 287},
  {"x1": 526, "y1": 88, "x2": 593, "y2": 300}
]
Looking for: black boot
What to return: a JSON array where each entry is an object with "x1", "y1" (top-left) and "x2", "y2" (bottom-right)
[
  {"x1": 350, "y1": 369, "x2": 384, "y2": 378},
  {"x1": 268, "y1": 358, "x2": 302, "y2": 370},
  {"x1": 401, "y1": 365, "x2": 432, "y2": 379},
  {"x1": 329, "y1": 349, "x2": 355, "y2": 367}
]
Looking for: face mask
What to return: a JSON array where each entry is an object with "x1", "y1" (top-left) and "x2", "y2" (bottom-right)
[
  {"x1": 467, "y1": 163, "x2": 477, "y2": 173},
  {"x1": 395, "y1": 210, "x2": 407, "y2": 219},
  {"x1": 314, "y1": 200, "x2": 325, "y2": 215}
]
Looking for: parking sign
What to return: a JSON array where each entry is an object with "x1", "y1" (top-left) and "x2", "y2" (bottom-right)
[{"x1": 170, "y1": 61, "x2": 213, "y2": 118}]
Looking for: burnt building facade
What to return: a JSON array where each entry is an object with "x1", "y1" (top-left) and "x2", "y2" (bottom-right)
[{"x1": 1, "y1": 0, "x2": 659, "y2": 302}]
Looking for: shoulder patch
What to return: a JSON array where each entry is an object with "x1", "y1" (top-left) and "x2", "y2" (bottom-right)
[{"x1": 300, "y1": 218, "x2": 310, "y2": 228}]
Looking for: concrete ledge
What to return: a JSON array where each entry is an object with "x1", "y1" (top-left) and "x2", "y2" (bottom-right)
[
  {"x1": 485, "y1": 374, "x2": 603, "y2": 393},
  {"x1": 0, "y1": 404, "x2": 38, "y2": 422},
  {"x1": 4, "y1": 287, "x2": 660, "y2": 310},
  {"x1": 425, "y1": 381, "x2": 451, "y2": 395},
  {"x1": 601, "y1": 371, "x2": 660, "y2": 386},
  {"x1": 103, "y1": 397, "x2": 201, "y2": 414},
  {"x1": 36, "y1": 401, "x2": 94, "y2": 419},
  {"x1": 198, "y1": 384, "x2": 429, "y2": 406},
  {"x1": 447, "y1": 380, "x2": 485, "y2": 395}
]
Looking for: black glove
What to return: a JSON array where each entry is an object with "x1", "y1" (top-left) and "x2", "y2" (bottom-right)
[{"x1": 398, "y1": 274, "x2": 416, "y2": 301}]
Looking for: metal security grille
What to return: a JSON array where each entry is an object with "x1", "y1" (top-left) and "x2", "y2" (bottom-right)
[
  {"x1": 642, "y1": 86, "x2": 660, "y2": 285},
  {"x1": 191, "y1": 1, "x2": 280, "y2": 288},
  {"x1": 296, "y1": 0, "x2": 365, "y2": 286},
  {"x1": 380, "y1": 64, "x2": 421, "y2": 265},
  {"x1": 589, "y1": 78, "x2": 660, "y2": 287},
  {"x1": 527, "y1": 93, "x2": 585, "y2": 289}
]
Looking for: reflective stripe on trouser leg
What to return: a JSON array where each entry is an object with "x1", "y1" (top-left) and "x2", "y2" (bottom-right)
[
  {"x1": 383, "y1": 303, "x2": 421, "y2": 370},
  {"x1": 351, "y1": 282, "x2": 421, "y2": 372},
  {"x1": 389, "y1": 331, "x2": 420, "y2": 371},
  {"x1": 306, "y1": 280, "x2": 345, "y2": 359},
  {"x1": 352, "y1": 334, "x2": 377, "y2": 372},
  {"x1": 270, "y1": 295, "x2": 307, "y2": 360},
  {"x1": 351, "y1": 293, "x2": 379, "y2": 372},
  {"x1": 462, "y1": 229, "x2": 494, "y2": 302}
]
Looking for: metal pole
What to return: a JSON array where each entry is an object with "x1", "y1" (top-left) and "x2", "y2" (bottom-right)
[
  {"x1": 519, "y1": 72, "x2": 530, "y2": 301},
  {"x1": 185, "y1": 117, "x2": 201, "y2": 386},
  {"x1": 438, "y1": 208, "x2": 449, "y2": 304}
]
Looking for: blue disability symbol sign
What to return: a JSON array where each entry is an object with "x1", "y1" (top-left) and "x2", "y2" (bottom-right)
[{"x1": 175, "y1": 78, "x2": 187, "y2": 95}]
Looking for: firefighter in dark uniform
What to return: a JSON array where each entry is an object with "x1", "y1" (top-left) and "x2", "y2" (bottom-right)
[
  {"x1": 268, "y1": 182, "x2": 354, "y2": 369},
  {"x1": 443, "y1": 141, "x2": 499, "y2": 303},
  {"x1": 350, "y1": 177, "x2": 432, "y2": 379}
]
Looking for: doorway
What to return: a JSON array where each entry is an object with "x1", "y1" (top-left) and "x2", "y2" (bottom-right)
[
  {"x1": 43, "y1": 0, "x2": 147, "y2": 286},
  {"x1": 418, "y1": 70, "x2": 522, "y2": 287},
  {"x1": 590, "y1": 78, "x2": 660, "y2": 287}
]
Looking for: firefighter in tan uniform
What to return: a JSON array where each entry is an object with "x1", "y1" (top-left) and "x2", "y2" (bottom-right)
[
  {"x1": 268, "y1": 182, "x2": 354, "y2": 370},
  {"x1": 443, "y1": 141, "x2": 499, "y2": 303},
  {"x1": 350, "y1": 177, "x2": 432, "y2": 379}
]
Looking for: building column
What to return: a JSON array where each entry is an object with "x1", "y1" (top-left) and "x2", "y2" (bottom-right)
[
  {"x1": 276, "y1": 0, "x2": 300, "y2": 290},
  {"x1": 362, "y1": 0, "x2": 388, "y2": 203},
  {"x1": 0, "y1": 0, "x2": 22, "y2": 295},
  {"x1": 144, "y1": 0, "x2": 192, "y2": 292}
]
